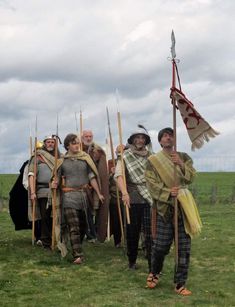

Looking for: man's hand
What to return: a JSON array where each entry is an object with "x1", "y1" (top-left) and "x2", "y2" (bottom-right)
[
  {"x1": 51, "y1": 180, "x2": 58, "y2": 189},
  {"x1": 30, "y1": 192, "x2": 37, "y2": 201},
  {"x1": 110, "y1": 166, "x2": 116, "y2": 174},
  {"x1": 122, "y1": 193, "x2": 130, "y2": 208},
  {"x1": 171, "y1": 152, "x2": 184, "y2": 168},
  {"x1": 98, "y1": 194, "x2": 105, "y2": 204},
  {"x1": 171, "y1": 186, "x2": 179, "y2": 197}
]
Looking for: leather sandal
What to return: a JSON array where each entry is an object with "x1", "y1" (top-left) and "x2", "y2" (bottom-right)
[
  {"x1": 146, "y1": 273, "x2": 159, "y2": 289},
  {"x1": 175, "y1": 286, "x2": 192, "y2": 296}
]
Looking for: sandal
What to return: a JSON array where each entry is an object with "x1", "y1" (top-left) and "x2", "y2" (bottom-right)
[
  {"x1": 146, "y1": 273, "x2": 159, "y2": 289},
  {"x1": 175, "y1": 286, "x2": 192, "y2": 296},
  {"x1": 73, "y1": 256, "x2": 84, "y2": 265}
]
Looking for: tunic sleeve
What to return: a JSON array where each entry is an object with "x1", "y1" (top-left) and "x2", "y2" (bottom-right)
[
  {"x1": 87, "y1": 165, "x2": 96, "y2": 181},
  {"x1": 180, "y1": 153, "x2": 196, "y2": 184}
]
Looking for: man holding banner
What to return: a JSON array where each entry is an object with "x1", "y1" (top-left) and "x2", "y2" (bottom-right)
[{"x1": 145, "y1": 127, "x2": 202, "y2": 296}]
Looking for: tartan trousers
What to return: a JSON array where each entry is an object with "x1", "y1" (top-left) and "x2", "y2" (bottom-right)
[
  {"x1": 127, "y1": 203, "x2": 151, "y2": 270},
  {"x1": 64, "y1": 207, "x2": 87, "y2": 259},
  {"x1": 151, "y1": 209, "x2": 191, "y2": 285}
]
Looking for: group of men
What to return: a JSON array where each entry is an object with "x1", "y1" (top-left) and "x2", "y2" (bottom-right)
[{"x1": 24, "y1": 126, "x2": 201, "y2": 296}]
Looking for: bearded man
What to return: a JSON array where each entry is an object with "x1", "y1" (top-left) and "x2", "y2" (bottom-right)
[
  {"x1": 28, "y1": 135, "x2": 60, "y2": 248},
  {"x1": 81, "y1": 130, "x2": 109, "y2": 243}
]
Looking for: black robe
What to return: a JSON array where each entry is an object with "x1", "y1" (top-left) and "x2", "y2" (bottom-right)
[{"x1": 9, "y1": 161, "x2": 32, "y2": 230}]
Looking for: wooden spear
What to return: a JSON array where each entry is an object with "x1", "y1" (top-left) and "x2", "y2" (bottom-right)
[
  {"x1": 106, "y1": 107, "x2": 125, "y2": 242},
  {"x1": 80, "y1": 107, "x2": 83, "y2": 151},
  {"x1": 29, "y1": 121, "x2": 33, "y2": 157},
  {"x1": 51, "y1": 114, "x2": 59, "y2": 250},
  {"x1": 116, "y1": 91, "x2": 130, "y2": 224},
  {"x1": 171, "y1": 30, "x2": 179, "y2": 267},
  {"x1": 31, "y1": 116, "x2": 37, "y2": 245}
]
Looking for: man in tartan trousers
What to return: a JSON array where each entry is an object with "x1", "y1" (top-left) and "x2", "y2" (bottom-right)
[
  {"x1": 115, "y1": 127, "x2": 153, "y2": 270},
  {"x1": 145, "y1": 127, "x2": 199, "y2": 296}
]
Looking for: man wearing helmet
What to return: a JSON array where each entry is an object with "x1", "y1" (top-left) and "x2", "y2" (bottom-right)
[
  {"x1": 28, "y1": 135, "x2": 60, "y2": 248},
  {"x1": 115, "y1": 127, "x2": 153, "y2": 270}
]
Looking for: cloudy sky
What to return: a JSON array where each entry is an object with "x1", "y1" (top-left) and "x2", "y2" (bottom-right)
[{"x1": 0, "y1": 0, "x2": 235, "y2": 173}]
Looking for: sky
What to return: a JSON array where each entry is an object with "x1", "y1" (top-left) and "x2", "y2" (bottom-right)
[{"x1": 0, "y1": 0, "x2": 235, "y2": 173}]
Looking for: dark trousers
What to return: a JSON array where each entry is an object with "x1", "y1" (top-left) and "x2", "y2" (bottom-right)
[
  {"x1": 126, "y1": 203, "x2": 151, "y2": 270},
  {"x1": 38, "y1": 198, "x2": 52, "y2": 247},
  {"x1": 64, "y1": 207, "x2": 87, "y2": 259},
  {"x1": 151, "y1": 211, "x2": 191, "y2": 285},
  {"x1": 109, "y1": 197, "x2": 123, "y2": 246},
  {"x1": 85, "y1": 206, "x2": 97, "y2": 240}
]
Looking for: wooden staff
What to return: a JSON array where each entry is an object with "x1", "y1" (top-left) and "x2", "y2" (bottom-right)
[
  {"x1": 31, "y1": 116, "x2": 37, "y2": 245},
  {"x1": 51, "y1": 115, "x2": 59, "y2": 250},
  {"x1": 106, "y1": 107, "x2": 125, "y2": 242},
  {"x1": 171, "y1": 30, "x2": 179, "y2": 267},
  {"x1": 116, "y1": 100, "x2": 130, "y2": 224},
  {"x1": 80, "y1": 107, "x2": 83, "y2": 151},
  {"x1": 29, "y1": 121, "x2": 33, "y2": 156}
]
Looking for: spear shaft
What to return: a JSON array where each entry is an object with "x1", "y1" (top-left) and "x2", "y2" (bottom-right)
[
  {"x1": 117, "y1": 109, "x2": 130, "y2": 224},
  {"x1": 31, "y1": 116, "x2": 37, "y2": 245},
  {"x1": 51, "y1": 114, "x2": 59, "y2": 250},
  {"x1": 80, "y1": 108, "x2": 83, "y2": 151},
  {"x1": 171, "y1": 30, "x2": 179, "y2": 267},
  {"x1": 106, "y1": 107, "x2": 125, "y2": 242}
]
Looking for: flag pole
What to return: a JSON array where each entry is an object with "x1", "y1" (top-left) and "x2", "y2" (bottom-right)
[{"x1": 171, "y1": 30, "x2": 179, "y2": 267}]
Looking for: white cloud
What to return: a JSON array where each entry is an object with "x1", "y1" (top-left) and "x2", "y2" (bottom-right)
[{"x1": 0, "y1": 0, "x2": 235, "y2": 172}]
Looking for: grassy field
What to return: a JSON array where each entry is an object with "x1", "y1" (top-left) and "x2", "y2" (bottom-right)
[
  {"x1": 1, "y1": 204, "x2": 235, "y2": 306},
  {"x1": 0, "y1": 173, "x2": 235, "y2": 306},
  {"x1": 1, "y1": 172, "x2": 235, "y2": 207}
]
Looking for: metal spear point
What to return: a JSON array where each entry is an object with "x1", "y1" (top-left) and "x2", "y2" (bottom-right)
[{"x1": 171, "y1": 30, "x2": 176, "y2": 59}]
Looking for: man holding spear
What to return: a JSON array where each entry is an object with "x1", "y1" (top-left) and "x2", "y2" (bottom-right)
[
  {"x1": 115, "y1": 127, "x2": 153, "y2": 270},
  {"x1": 55, "y1": 133, "x2": 104, "y2": 264},
  {"x1": 145, "y1": 30, "x2": 218, "y2": 295},
  {"x1": 145, "y1": 128, "x2": 201, "y2": 295},
  {"x1": 28, "y1": 135, "x2": 61, "y2": 248}
]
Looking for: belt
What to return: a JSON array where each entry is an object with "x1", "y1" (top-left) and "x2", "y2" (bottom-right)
[{"x1": 62, "y1": 184, "x2": 89, "y2": 193}]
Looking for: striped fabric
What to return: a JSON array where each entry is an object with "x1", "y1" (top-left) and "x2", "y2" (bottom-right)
[
  {"x1": 151, "y1": 211, "x2": 191, "y2": 285},
  {"x1": 64, "y1": 207, "x2": 86, "y2": 259},
  {"x1": 123, "y1": 149, "x2": 153, "y2": 205}
]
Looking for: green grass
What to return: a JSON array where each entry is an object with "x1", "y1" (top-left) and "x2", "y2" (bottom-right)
[
  {"x1": 0, "y1": 174, "x2": 17, "y2": 199},
  {"x1": 190, "y1": 172, "x2": 235, "y2": 205},
  {"x1": 0, "y1": 173, "x2": 235, "y2": 306},
  {"x1": 1, "y1": 204, "x2": 235, "y2": 306}
]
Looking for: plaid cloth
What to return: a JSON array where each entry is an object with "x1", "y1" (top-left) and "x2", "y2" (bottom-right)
[
  {"x1": 123, "y1": 149, "x2": 153, "y2": 205},
  {"x1": 64, "y1": 207, "x2": 86, "y2": 259},
  {"x1": 151, "y1": 210, "x2": 191, "y2": 285}
]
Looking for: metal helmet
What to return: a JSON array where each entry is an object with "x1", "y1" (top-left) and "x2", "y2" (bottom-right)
[
  {"x1": 127, "y1": 127, "x2": 151, "y2": 145},
  {"x1": 43, "y1": 135, "x2": 56, "y2": 143},
  {"x1": 36, "y1": 141, "x2": 43, "y2": 149}
]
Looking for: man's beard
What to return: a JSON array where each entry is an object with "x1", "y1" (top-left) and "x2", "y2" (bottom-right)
[{"x1": 44, "y1": 146, "x2": 55, "y2": 155}]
